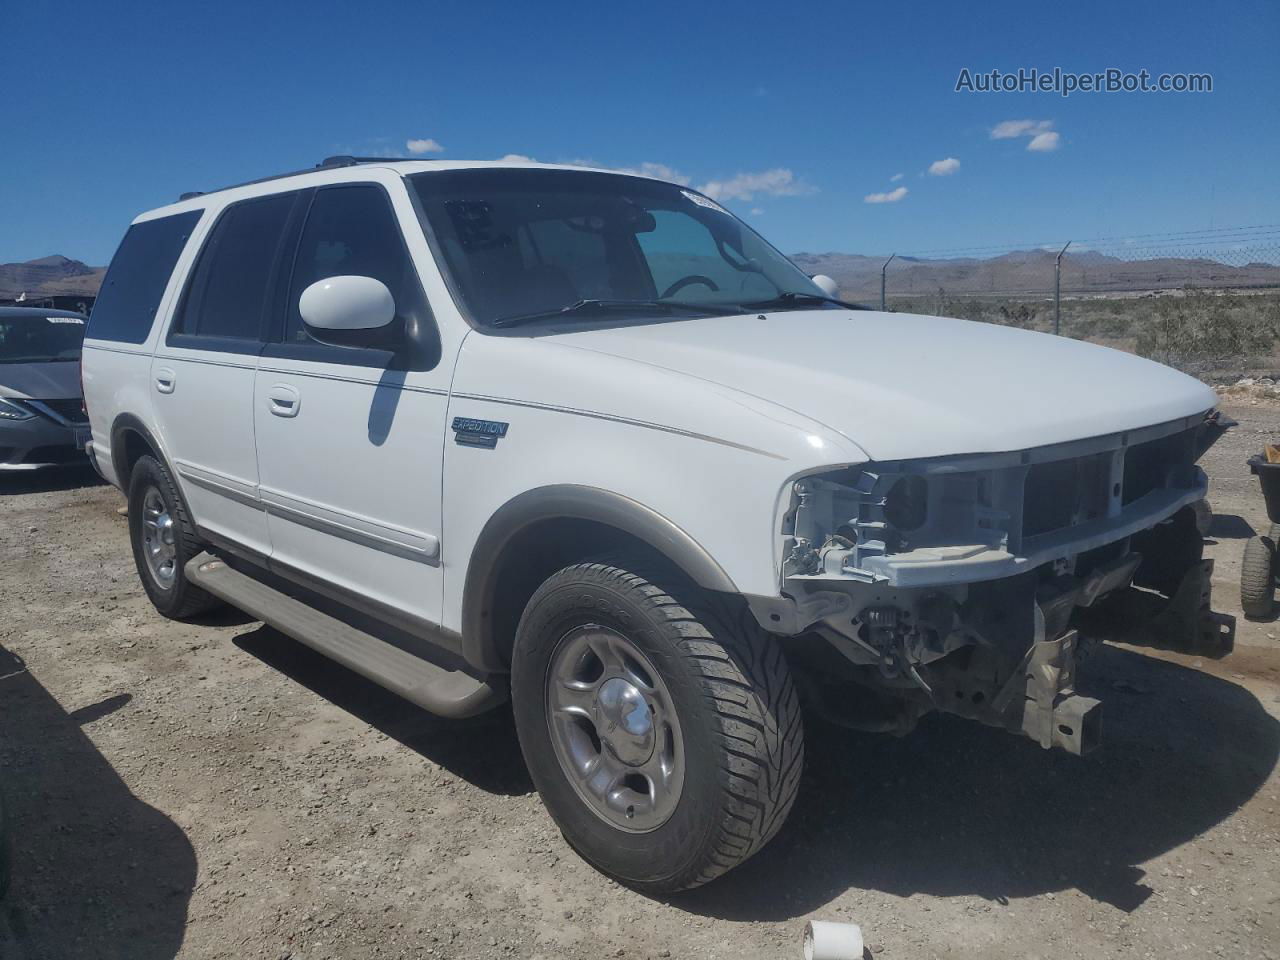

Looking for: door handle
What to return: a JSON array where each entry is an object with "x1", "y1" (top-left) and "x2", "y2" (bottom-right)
[
  {"x1": 154, "y1": 368, "x2": 176, "y2": 394},
  {"x1": 267, "y1": 383, "x2": 301, "y2": 418}
]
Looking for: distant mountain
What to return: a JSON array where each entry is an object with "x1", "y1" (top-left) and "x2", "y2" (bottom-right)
[
  {"x1": 792, "y1": 248, "x2": 1280, "y2": 300},
  {"x1": 0, "y1": 256, "x2": 105, "y2": 300},
  {"x1": 2, "y1": 247, "x2": 1277, "y2": 307}
]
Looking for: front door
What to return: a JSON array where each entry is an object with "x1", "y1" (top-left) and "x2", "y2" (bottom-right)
[{"x1": 253, "y1": 182, "x2": 452, "y2": 630}]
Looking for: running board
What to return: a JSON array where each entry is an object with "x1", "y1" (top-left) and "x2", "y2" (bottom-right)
[{"x1": 185, "y1": 552, "x2": 505, "y2": 718}]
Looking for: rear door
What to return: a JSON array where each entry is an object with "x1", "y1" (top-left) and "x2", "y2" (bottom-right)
[
  {"x1": 253, "y1": 181, "x2": 451, "y2": 630},
  {"x1": 150, "y1": 191, "x2": 301, "y2": 558}
]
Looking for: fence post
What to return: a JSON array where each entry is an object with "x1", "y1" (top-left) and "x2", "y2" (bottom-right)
[
  {"x1": 881, "y1": 254, "x2": 896, "y2": 311},
  {"x1": 1054, "y1": 241, "x2": 1071, "y2": 335}
]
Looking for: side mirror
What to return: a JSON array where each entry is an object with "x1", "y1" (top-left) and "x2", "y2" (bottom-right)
[
  {"x1": 299, "y1": 276, "x2": 396, "y2": 332},
  {"x1": 810, "y1": 274, "x2": 840, "y2": 299}
]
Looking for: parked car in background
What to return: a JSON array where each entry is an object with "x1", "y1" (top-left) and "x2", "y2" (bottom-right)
[
  {"x1": 0, "y1": 306, "x2": 89, "y2": 466},
  {"x1": 82, "y1": 157, "x2": 1225, "y2": 892}
]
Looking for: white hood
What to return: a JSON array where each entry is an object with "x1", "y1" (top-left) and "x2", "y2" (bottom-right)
[
  {"x1": 0, "y1": 361, "x2": 83, "y2": 401},
  {"x1": 548, "y1": 309, "x2": 1217, "y2": 461}
]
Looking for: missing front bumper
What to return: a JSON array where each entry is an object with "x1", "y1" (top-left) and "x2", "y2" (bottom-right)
[
  {"x1": 795, "y1": 523, "x2": 1233, "y2": 756},
  {"x1": 992, "y1": 629, "x2": 1102, "y2": 755}
]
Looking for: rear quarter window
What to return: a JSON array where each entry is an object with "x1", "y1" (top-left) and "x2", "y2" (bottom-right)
[{"x1": 88, "y1": 210, "x2": 203, "y2": 344}]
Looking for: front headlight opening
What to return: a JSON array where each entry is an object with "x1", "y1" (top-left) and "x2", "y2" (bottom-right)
[
  {"x1": 885, "y1": 475, "x2": 928, "y2": 532},
  {"x1": 0, "y1": 398, "x2": 35, "y2": 421}
]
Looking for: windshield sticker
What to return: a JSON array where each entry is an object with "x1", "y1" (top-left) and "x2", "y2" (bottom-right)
[
  {"x1": 681, "y1": 190, "x2": 728, "y2": 214},
  {"x1": 46, "y1": 317, "x2": 84, "y2": 324}
]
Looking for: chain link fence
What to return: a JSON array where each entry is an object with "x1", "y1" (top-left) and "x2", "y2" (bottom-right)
[{"x1": 800, "y1": 225, "x2": 1280, "y2": 380}]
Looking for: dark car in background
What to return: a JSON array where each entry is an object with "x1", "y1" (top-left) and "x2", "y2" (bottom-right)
[{"x1": 0, "y1": 306, "x2": 89, "y2": 467}]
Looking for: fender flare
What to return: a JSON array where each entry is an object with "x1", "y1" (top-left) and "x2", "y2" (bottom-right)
[
  {"x1": 109, "y1": 413, "x2": 170, "y2": 488},
  {"x1": 460, "y1": 485, "x2": 739, "y2": 671}
]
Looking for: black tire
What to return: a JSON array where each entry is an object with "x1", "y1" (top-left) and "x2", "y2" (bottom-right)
[
  {"x1": 127, "y1": 455, "x2": 221, "y2": 619},
  {"x1": 511, "y1": 560, "x2": 803, "y2": 892},
  {"x1": 1240, "y1": 535, "x2": 1275, "y2": 620}
]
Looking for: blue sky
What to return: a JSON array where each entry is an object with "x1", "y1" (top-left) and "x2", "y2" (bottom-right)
[{"x1": 2, "y1": 0, "x2": 1276, "y2": 265}]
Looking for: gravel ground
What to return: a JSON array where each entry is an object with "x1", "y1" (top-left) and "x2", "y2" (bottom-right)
[{"x1": 1, "y1": 402, "x2": 1278, "y2": 960}]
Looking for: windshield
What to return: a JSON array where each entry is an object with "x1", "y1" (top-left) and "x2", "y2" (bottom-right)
[
  {"x1": 409, "y1": 169, "x2": 829, "y2": 326},
  {"x1": 0, "y1": 315, "x2": 86, "y2": 363}
]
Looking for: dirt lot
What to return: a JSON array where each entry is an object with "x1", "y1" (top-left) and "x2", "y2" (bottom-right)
[{"x1": 2, "y1": 403, "x2": 1279, "y2": 960}]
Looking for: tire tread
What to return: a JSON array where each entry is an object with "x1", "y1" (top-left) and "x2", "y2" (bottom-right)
[
  {"x1": 1240, "y1": 534, "x2": 1275, "y2": 620},
  {"x1": 129, "y1": 455, "x2": 221, "y2": 619},
  {"x1": 556, "y1": 559, "x2": 804, "y2": 890}
]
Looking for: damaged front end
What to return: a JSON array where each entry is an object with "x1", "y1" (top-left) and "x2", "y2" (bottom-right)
[{"x1": 768, "y1": 410, "x2": 1233, "y2": 756}]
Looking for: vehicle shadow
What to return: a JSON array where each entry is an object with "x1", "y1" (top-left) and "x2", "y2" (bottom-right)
[
  {"x1": 0, "y1": 463, "x2": 104, "y2": 496},
  {"x1": 232, "y1": 624, "x2": 532, "y2": 796},
  {"x1": 0, "y1": 644, "x2": 196, "y2": 959},
  {"x1": 670, "y1": 644, "x2": 1279, "y2": 919},
  {"x1": 1208, "y1": 513, "x2": 1257, "y2": 539}
]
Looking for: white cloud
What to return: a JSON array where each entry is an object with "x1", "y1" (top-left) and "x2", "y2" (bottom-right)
[
  {"x1": 864, "y1": 186, "x2": 908, "y2": 204},
  {"x1": 1026, "y1": 131, "x2": 1061, "y2": 152},
  {"x1": 559, "y1": 161, "x2": 814, "y2": 204},
  {"x1": 500, "y1": 153, "x2": 533, "y2": 162},
  {"x1": 990, "y1": 119, "x2": 1054, "y2": 140},
  {"x1": 927, "y1": 157, "x2": 960, "y2": 176},
  {"x1": 697, "y1": 168, "x2": 814, "y2": 201},
  {"x1": 561, "y1": 159, "x2": 692, "y2": 184},
  {"x1": 991, "y1": 120, "x2": 1062, "y2": 153},
  {"x1": 622, "y1": 162, "x2": 692, "y2": 185},
  {"x1": 890, "y1": 172, "x2": 904, "y2": 182},
  {"x1": 750, "y1": 207, "x2": 764, "y2": 215},
  {"x1": 406, "y1": 138, "x2": 444, "y2": 154}
]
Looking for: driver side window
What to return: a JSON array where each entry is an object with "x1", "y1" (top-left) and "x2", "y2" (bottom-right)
[{"x1": 285, "y1": 185, "x2": 419, "y2": 343}]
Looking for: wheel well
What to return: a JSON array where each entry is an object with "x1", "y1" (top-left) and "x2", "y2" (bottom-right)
[
  {"x1": 114, "y1": 426, "x2": 158, "y2": 485},
  {"x1": 484, "y1": 517, "x2": 684, "y2": 671}
]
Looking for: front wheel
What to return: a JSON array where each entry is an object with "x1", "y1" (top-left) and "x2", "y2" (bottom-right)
[{"x1": 511, "y1": 560, "x2": 803, "y2": 892}]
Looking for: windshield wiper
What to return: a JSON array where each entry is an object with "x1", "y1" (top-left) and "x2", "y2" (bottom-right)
[
  {"x1": 491, "y1": 298, "x2": 738, "y2": 329},
  {"x1": 740, "y1": 292, "x2": 871, "y2": 312}
]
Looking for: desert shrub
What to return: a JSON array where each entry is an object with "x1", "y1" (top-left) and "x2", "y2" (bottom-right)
[
  {"x1": 1134, "y1": 287, "x2": 1280, "y2": 373},
  {"x1": 1066, "y1": 302, "x2": 1135, "y2": 340},
  {"x1": 915, "y1": 290, "x2": 1010, "y2": 326},
  {"x1": 887, "y1": 288, "x2": 1280, "y2": 372},
  {"x1": 996, "y1": 302, "x2": 1038, "y2": 328}
]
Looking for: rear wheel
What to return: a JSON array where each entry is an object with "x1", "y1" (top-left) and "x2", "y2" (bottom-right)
[
  {"x1": 1240, "y1": 534, "x2": 1275, "y2": 620},
  {"x1": 127, "y1": 455, "x2": 221, "y2": 619},
  {"x1": 511, "y1": 560, "x2": 803, "y2": 892}
]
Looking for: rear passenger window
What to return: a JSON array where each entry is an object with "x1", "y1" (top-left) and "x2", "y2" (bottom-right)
[
  {"x1": 88, "y1": 210, "x2": 201, "y2": 343},
  {"x1": 285, "y1": 185, "x2": 419, "y2": 342},
  {"x1": 175, "y1": 193, "x2": 294, "y2": 342}
]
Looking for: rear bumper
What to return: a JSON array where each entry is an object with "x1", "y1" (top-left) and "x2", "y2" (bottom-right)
[{"x1": 85, "y1": 439, "x2": 109, "y2": 481}]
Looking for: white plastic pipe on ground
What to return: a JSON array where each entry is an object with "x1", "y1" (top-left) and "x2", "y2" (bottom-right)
[{"x1": 803, "y1": 920, "x2": 865, "y2": 960}]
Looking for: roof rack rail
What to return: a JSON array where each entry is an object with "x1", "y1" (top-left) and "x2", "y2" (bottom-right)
[
  {"x1": 317, "y1": 155, "x2": 416, "y2": 168},
  {"x1": 178, "y1": 155, "x2": 419, "y2": 203}
]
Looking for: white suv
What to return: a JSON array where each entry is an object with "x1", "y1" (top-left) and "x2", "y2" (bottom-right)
[{"x1": 82, "y1": 157, "x2": 1227, "y2": 891}]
